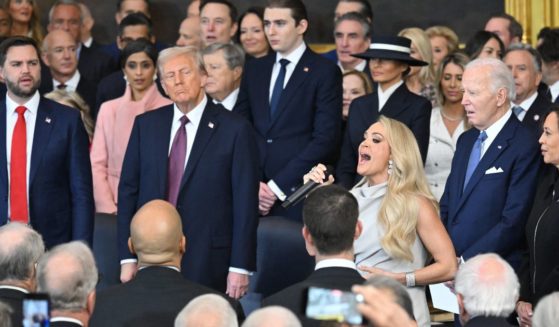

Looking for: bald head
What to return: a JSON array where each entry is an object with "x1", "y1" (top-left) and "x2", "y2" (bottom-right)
[{"x1": 129, "y1": 200, "x2": 186, "y2": 266}]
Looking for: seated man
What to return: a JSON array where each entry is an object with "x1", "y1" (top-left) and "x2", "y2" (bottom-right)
[
  {"x1": 0, "y1": 223, "x2": 44, "y2": 326},
  {"x1": 202, "y1": 43, "x2": 244, "y2": 111},
  {"x1": 455, "y1": 253, "x2": 519, "y2": 326},
  {"x1": 36, "y1": 241, "x2": 98, "y2": 327},
  {"x1": 91, "y1": 200, "x2": 243, "y2": 326},
  {"x1": 263, "y1": 185, "x2": 364, "y2": 322},
  {"x1": 174, "y1": 294, "x2": 239, "y2": 327}
]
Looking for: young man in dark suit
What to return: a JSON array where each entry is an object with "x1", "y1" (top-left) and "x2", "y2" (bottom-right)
[
  {"x1": 237, "y1": 0, "x2": 342, "y2": 220},
  {"x1": 0, "y1": 36, "x2": 94, "y2": 249},
  {"x1": 92, "y1": 200, "x2": 243, "y2": 326},
  {"x1": 118, "y1": 46, "x2": 259, "y2": 298},
  {"x1": 263, "y1": 185, "x2": 365, "y2": 324}
]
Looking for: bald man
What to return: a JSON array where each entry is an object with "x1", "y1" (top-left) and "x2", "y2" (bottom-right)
[
  {"x1": 90, "y1": 200, "x2": 243, "y2": 327},
  {"x1": 176, "y1": 17, "x2": 202, "y2": 49}
]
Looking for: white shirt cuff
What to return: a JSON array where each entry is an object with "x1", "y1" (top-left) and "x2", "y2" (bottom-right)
[
  {"x1": 267, "y1": 180, "x2": 287, "y2": 201},
  {"x1": 120, "y1": 259, "x2": 138, "y2": 265},
  {"x1": 229, "y1": 267, "x2": 253, "y2": 275}
]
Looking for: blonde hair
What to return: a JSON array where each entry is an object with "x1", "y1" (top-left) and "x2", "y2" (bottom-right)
[
  {"x1": 425, "y1": 25, "x2": 459, "y2": 54},
  {"x1": 4, "y1": 0, "x2": 44, "y2": 43},
  {"x1": 398, "y1": 27, "x2": 436, "y2": 85},
  {"x1": 356, "y1": 116, "x2": 438, "y2": 261},
  {"x1": 45, "y1": 90, "x2": 94, "y2": 139}
]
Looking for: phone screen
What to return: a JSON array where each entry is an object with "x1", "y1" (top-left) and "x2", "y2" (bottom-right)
[
  {"x1": 305, "y1": 286, "x2": 364, "y2": 325},
  {"x1": 22, "y1": 293, "x2": 50, "y2": 327}
]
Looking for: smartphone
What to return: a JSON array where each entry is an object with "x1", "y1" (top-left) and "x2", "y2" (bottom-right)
[
  {"x1": 22, "y1": 293, "x2": 50, "y2": 327},
  {"x1": 304, "y1": 286, "x2": 364, "y2": 325}
]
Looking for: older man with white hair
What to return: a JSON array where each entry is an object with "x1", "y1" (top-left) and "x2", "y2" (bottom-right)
[
  {"x1": 242, "y1": 306, "x2": 301, "y2": 327},
  {"x1": 175, "y1": 294, "x2": 238, "y2": 327},
  {"x1": 36, "y1": 241, "x2": 98, "y2": 327},
  {"x1": 455, "y1": 253, "x2": 519, "y2": 326}
]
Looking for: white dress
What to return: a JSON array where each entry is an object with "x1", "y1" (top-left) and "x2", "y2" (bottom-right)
[{"x1": 351, "y1": 182, "x2": 430, "y2": 327}]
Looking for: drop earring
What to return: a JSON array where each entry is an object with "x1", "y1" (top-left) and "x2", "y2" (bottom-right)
[{"x1": 388, "y1": 159, "x2": 394, "y2": 175}]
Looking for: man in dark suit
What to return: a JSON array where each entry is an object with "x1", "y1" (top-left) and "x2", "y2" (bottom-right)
[
  {"x1": 237, "y1": 0, "x2": 342, "y2": 220},
  {"x1": 263, "y1": 185, "x2": 365, "y2": 324},
  {"x1": 0, "y1": 37, "x2": 94, "y2": 249},
  {"x1": 455, "y1": 254, "x2": 518, "y2": 326},
  {"x1": 92, "y1": 200, "x2": 243, "y2": 326},
  {"x1": 504, "y1": 43, "x2": 552, "y2": 137},
  {"x1": 118, "y1": 46, "x2": 259, "y2": 298},
  {"x1": 0, "y1": 223, "x2": 45, "y2": 326},
  {"x1": 202, "y1": 43, "x2": 244, "y2": 111},
  {"x1": 39, "y1": 30, "x2": 97, "y2": 117},
  {"x1": 440, "y1": 58, "x2": 540, "y2": 270},
  {"x1": 36, "y1": 241, "x2": 98, "y2": 327},
  {"x1": 537, "y1": 28, "x2": 559, "y2": 104},
  {"x1": 47, "y1": 0, "x2": 116, "y2": 86}
]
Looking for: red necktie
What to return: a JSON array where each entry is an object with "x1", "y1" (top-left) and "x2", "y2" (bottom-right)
[{"x1": 10, "y1": 106, "x2": 28, "y2": 223}]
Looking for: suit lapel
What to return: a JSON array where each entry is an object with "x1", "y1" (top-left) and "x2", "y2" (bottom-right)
[
  {"x1": 381, "y1": 84, "x2": 412, "y2": 118},
  {"x1": 30, "y1": 99, "x2": 54, "y2": 185},
  {"x1": 0, "y1": 101, "x2": 7, "y2": 196},
  {"x1": 179, "y1": 102, "x2": 218, "y2": 190},
  {"x1": 258, "y1": 55, "x2": 274, "y2": 131},
  {"x1": 155, "y1": 107, "x2": 174, "y2": 196},
  {"x1": 457, "y1": 116, "x2": 516, "y2": 211},
  {"x1": 358, "y1": 92, "x2": 380, "y2": 127}
]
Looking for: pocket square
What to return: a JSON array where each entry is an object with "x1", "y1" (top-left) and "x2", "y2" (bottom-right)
[{"x1": 485, "y1": 167, "x2": 504, "y2": 174}]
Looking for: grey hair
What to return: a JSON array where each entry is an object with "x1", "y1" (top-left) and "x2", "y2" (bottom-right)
[
  {"x1": 466, "y1": 57, "x2": 516, "y2": 101},
  {"x1": 158, "y1": 46, "x2": 206, "y2": 77},
  {"x1": 505, "y1": 43, "x2": 543, "y2": 72},
  {"x1": 364, "y1": 275, "x2": 414, "y2": 320},
  {"x1": 0, "y1": 301, "x2": 12, "y2": 327},
  {"x1": 334, "y1": 12, "x2": 371, "y2": 39},
  {"x1": 455, "y1": 253, "x2": 519, "y2": 318},
  {"x1": 48, "y1": 0, "x2": 83, "y2": 24},
  {"x1": 242, "y1": 306, "x2": 301, "y2": 327},
  {"x1": 0, "y1": 223, "x2": 44, "y2": 282},
  {"x1": 37, "y1": 241, "x2": 98, "y2": 311},
  {"x1": 175, "y1": 294, "x2": 237, "y2": 327},
  {"x1": 201, "y1": 43, "x2": 245, "y2": 70},
  {"x1": 533, "y1": 292, "x2": 559, "y2": 327}
]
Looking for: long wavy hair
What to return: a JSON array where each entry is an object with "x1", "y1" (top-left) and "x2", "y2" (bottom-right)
[
  {"x1": 398, "y1": 27, "x2": 436, "y2": 86},
  {"x1": 357, "y1": 116, "x2": 438, "y2": 261}
]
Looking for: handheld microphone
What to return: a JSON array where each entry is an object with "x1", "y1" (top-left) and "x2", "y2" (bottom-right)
[{"x1": 282, "y1": 165, "x2": 333, "y2": 208}]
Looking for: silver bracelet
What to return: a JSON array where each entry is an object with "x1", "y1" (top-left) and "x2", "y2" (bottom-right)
[{"x1": 405, "y1": 271, "x2": 416, "y2": 287}]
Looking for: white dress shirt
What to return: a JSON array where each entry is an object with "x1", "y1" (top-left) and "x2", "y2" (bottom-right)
[
  {"x1": 212, "y1": 88, "x2": 239, "y2": 111},
  {"x1": 480, "y1": 109, "x2": 512, "y2": 158},
  {"x1": 53, "y1": 71, "x2": 81, "y2": 92},
  {"x1": 50, "y1": 317, "x2": 84, "y2": 326},
  {"x1": 337, "y1": 59, "x2": 367, "y2": 73},
  {"x1": 315, "y1": 258, "x2": 357, "y2": 271},
  {"x1": 549, "y1": 79, "x2": 559, "y2": 103},
  {"x1": 377, "y1": 80, "x2": 403, "y2": 111},
  {"x1": 5, "y1": 91, "x2": 40, "y2": 218},
  {"x1": 511, "y1": 91, "x2": 538, "y2": 121}
]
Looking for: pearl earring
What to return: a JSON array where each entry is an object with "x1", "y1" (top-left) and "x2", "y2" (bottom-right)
[{"x1": 388, "y1": 159, "x2": 394, "y2": 175}]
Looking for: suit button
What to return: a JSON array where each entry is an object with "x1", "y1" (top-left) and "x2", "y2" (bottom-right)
[
  {"x1": 434, "y1": 163, "x2": 438, "y2": 167},
  {"x1": 267, "y1": 139, "x2": 273, "y2": 143},
  {"x1": 435, "y1": 184, "x2": 438, "y2": 187},
  {"x1": 291, "y1": 187, "x2": 297, "y2": 192}
]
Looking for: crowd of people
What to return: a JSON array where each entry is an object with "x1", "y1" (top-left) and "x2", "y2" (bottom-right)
[{"x1": 0, "y1": 0, "x2": 558, "y2": 326}]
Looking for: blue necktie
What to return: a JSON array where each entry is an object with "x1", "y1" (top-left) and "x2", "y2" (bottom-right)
[
  {"x1": 512, "y1": 106, "x2": 524, "y2": 120},
  {"x1": 464, "y1": 131, "x2": 487, "y2": 189},
  {"x1": 270, "y1": 58, "x2": 290, "y2": 117}
]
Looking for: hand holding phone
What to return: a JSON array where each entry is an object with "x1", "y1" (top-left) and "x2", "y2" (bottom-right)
[{"x1": 305, "y1": 286, "x2": 364, "y2": 325}]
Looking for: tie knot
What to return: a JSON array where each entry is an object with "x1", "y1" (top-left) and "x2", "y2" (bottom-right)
[
  {"x1": 479, "y1": 131, "x2": 487, "y2": 142},
  {"x1": 57, "y1": 84, "x2": 67, "y2": 90},
  {"x1": 279, "y1": 58, "x2": 290, "y2": 68},
  {"x1": 15, "y1": 106, "x2": 26, "y2": 116},
  {"x1": 179, "y1": 115, "x2": 189, "y2": 127}
]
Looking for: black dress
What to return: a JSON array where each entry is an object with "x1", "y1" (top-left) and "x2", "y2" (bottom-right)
[{"x1": 519, "y1": 164, "x2": 559, "y2": 304}]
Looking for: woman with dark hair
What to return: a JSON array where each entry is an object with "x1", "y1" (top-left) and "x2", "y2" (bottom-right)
[
  {"x1": 336, "y1": 36, "x2": 432, "y2": 189},
  {"x1": 4, "y1": 0, "x2": 43, "y2": 43},
  {"x1": 90, "y1": 39, "x2": 172, "y2": 214},
  {"x1": 464, "y1": 30, "x2": 505, "y2": 60},
  {"x1": 238, "y1": 7, "x2": 270, "y2": 58},
  {"x1": 516, "y1": 106, "x2": 559, "y2": 327}
]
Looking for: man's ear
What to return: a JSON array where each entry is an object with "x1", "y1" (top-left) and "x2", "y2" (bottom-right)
[
  {"x1": 295, "y1": 19, "x2": 308, "y2": 35},
  {"x1": 127, "y1": 238, "x2": 136, "y2": 255},
  {"x1": 302, "y1": 226, "x2": 316, "y2": 256},
  {"x1": 86, "y1": 291, "x2": 96, "y2": 315},
  {"x1": 229, "y1": 22, "x2": 238, "y2": 38},
  {"x1": 354, "y1": 219, "x2": 363, "y2": 240}
]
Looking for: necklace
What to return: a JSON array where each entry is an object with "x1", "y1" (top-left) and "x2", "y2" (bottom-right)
[{"x1": 440, "y1": 109, "x2": 464, "y2": 122}]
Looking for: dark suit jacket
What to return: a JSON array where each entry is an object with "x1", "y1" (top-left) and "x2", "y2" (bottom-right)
[
  {"x1": 78, "y1": 45, "x2": 117, "y2": 85},
  {"x1": 118, "y1": 100, "x2": 259, "y2": 291},
  {"x1": 0, "y1": 97, "x2": 94, "y2": 248},
  {"x1": 464, "y1": 316, "x2": 513, "y2": 326},
  {"x1": 95, "y1": 70, "x2": 166, "y2": 118},
  {"x1": 520, "y1": 92, "x2": 552, "y2": 137},
  {"x1": 263, "y1": 267, "x2": 365, "y2": 327},
  {"x1": 336, "y1": 84, "x2": 431, "y2": 188},
  {"x1": 38, "y1": 75, "x2": 98, "y2": 120},
  {"x1": 519, "y1": 165, "x2": 559, "y2": 304},
  {"x1": 236, "y1": 47, "x2": 342, "y2": 219},
  {"x1": 0, "y1": 287, "x2": 25, "y2": 327},
  {"x1": 89, "y1": 266, "x2": 244, "y2": 327},
  {"x1": 440, "y1": 114, "x2": 539, "y2": 269}
]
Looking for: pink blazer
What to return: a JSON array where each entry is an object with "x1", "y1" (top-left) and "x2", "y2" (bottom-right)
[{"x1": 90, "y1": 83, "x2": 172, "y2": 213}]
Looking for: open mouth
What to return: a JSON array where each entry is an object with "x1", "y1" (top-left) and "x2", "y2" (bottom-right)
[{"x1": 359, "y1": 153, "x2": 371, "y2": 164}]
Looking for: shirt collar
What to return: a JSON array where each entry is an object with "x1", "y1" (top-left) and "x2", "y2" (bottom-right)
[
  {"x1": 513, "y1": 90, "x2": 538, "y2": 110},
  {"x1": 6, "y1": 90, "x2": 40, "y2": 115},
  {"x1": 83, "y1": 37, "x2": 93, "y2": 48},
  {"x1": 275, "y1": 42, "x2": 306, "y2": 67},
  {"x1": 549, "y1": 79, "x2": 559, "y2": 102},
  {"x1": 173, "y1": 94, "x2": 207, "y2": 128},
  {"x1": 53, "y1": 70, "x2": 81, "y2": 90},
  {"x1": 483, "y1": 108, "x2": 512, "y2": 141},
  {"x1": 315, "y1": 258, "x2": 357, "y2": 271},
  {"x1": 50, "y1": 317, "x2": 84, "y2": 326},
  {"x1": 337, "y1": 59, "x2": 367, "y2": 73},
  {"x1": 138, "y1": 265, "x2": 180, "y2": 272},
  {"x1": 377, "y1": 80, "x2": 403, "y2": 99},
  {"x1": 0, "y1": 285, "x2": 29, "y2": 293},
  {"x1": 213, "y1": 88, "x2": 239, "y2": 111}
]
